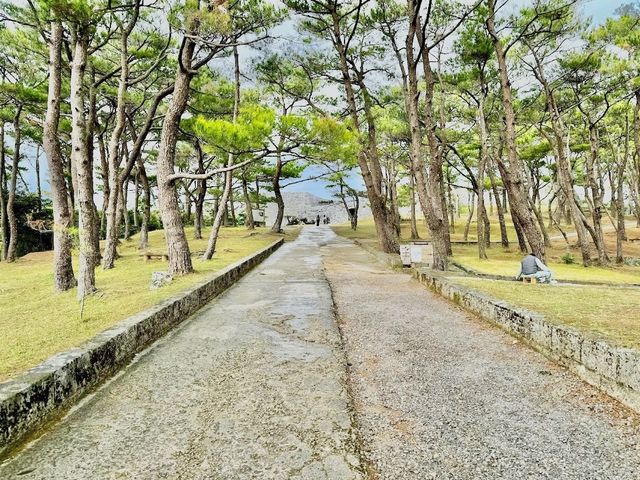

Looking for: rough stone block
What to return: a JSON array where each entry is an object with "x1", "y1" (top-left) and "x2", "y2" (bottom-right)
[
  {"x1": 509, "y1": 312, "x2": 533, "y2": 341},
  {"x1": 617, "y1": 348, "x2": 640, "y2": 391},
  {"x1": 581, "y1": 339, "x2": 618, "y2": 379},
  {"x1": 529, "y1": 316, "x2": 552, "y2": 350},
  {"x1": 552, "y1": 326, "x2": 583, "y2": 363}
]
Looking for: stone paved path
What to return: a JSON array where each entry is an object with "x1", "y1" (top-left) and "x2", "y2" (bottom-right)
[
  {"x1": 323, "y1": 230, "x2": 640, "y2": 479},
  {"x1": 2, "y1": 226, "x2": 640, "y2": 479},
  {"x1": 0, "y1": 227, "x2": 364, "y2": 480}
]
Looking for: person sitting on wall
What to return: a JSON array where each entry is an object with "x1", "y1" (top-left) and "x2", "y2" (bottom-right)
[{"x1": 516, "y1": 252, "x2": 554, "y2": 283}]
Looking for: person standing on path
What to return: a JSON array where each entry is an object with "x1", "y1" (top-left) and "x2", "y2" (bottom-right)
[{"x1": 316, "y1": 214, "x2": 320, "y2": 226}]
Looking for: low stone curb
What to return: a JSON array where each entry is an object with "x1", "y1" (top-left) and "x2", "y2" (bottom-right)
[
  {"x1": 351, "y1": 240, "x2": 640, "y2": 415},
  {"x1": 416, "y1": 270, "x2": 640, "y2": 414},
  {"x1": 0, "y1": 238, "x2": 284, "y2": 458}
]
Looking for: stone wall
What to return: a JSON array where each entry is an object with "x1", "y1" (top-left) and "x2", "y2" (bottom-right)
[
  {"x1": 0, "y1": 239, "x2": 284, "y2": 458},
  {"x1": 263, "y1": 192, "x2": 372, "y2": 226},
  {"x1": 415, "y1": 269, "x2": 640, "y2": 415}
]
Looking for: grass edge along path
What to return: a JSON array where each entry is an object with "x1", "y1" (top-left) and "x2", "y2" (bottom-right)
[
  {"x1": 332, "y1": 219, "x2": 640, "y2": 285},
  {"x1": 331, "y1": 220, "x2": 640, "y2": 350},
  {"x1": 0, "y1": 226, "x2": 299, "y2": 382}
]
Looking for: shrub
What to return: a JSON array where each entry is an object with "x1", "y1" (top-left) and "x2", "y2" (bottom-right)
[{"x1": 561, "y1": 252, "x2": 576, "y2": 265}]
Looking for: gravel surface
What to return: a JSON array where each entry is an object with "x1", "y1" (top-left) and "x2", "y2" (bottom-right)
[
  {"x1": 323, "y1": 231, "x2": 640, "y2": 480},
  {"x1": 0, "y1": 227, "x2": 364, "y2": 480}
]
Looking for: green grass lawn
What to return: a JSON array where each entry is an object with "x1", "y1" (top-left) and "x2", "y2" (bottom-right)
[
  {"x1": 453, "y1": 277, "x2": 640, "y2": 349},
  {"x1": 452, "y1": 244, "x2": 640, "y2": 285},
  {"x1": 0, "y1": 226, "x2": 296, "y2": 382}
]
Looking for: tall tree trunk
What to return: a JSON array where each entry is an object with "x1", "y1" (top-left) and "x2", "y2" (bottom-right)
[
  {"x1": 43, "y1": 21, "x2": 75, "y2": 289},
  {"x1": 123, "y1": 177, "x2": 130, "y2": 240},
  {"x1": 35, "y1": 145, "x2": 42, "y2": 211},
  {"x1": 512, "y1": 211, "x2": 528, "y2": 253},
  {"x1": 133, "y1": 169, "x2": 139, "y2": 228},
  {"x1": 137, "y1": 158, "x2": 150, "y2": 250},
  {"x1": 482, "y1": 203, "x2": 491, "y2": 247},
  {"x1": 631, "y1": 94, "x2": 640, "y2": 228},
  {"x1": 66, "y1": 156, "x2": 75, "y2": 222},
  {"x1": 194, "y1": 141, "x2": 206, "y2": 239},
  {"x1": 330, "y1": 6, "x2": 399, "y2": 254},
  {"x1": 585, "y1": 123, "x2": 608, "y2": 263},
  {"x1": 476, "y1": 89, "x2": 489, "y2": 259},
  {"x1": 409, "y1": 172, "x2": 419, "y2": 239},
  {"x1": 271, "y1": 146, "x2": 285, "y2": 233},
  {"x1": 102, "y1": 9, "x2": 139, "y2": 269},
  {"x1": 404, "y1": 6, "x2": 448, "y2": 269},
  {"x1": 488, "y1": 165, "x2": 509, "y2": 248},
  {"x1": 0, "y1": 122, "x2": 7, "y2": 261},
  {"x1": 385, "y1": 25, "x2": 419, "y2": 241},
  {"x1": 352, "y1": 192, "x2": 359, "y2": 230},
  {"x1": 489, "y1": 191, "x2": 493, "y2": 216},
  {"x1": 87, "y1": 67, "x2": 101, "y2": 260},
  {"x1": 617, "y1": 166, "x2": 626, "y2": 264},
  {"x1": 203, "y1": 45, "x2": 240, "y2": 260},
  {"x1": 6, "y1": 106, "x2": 22, "y2": 262},
  {"x1": 389, "y1": 165, "x2": 401, "y2": 237},
  {"x1": 98, "y1": 128, "x2": 109, "y2": 236},
  {"x1": 487, "y1": 0, "x2": 545, "y2": 260},
  {"x1": 422, "y1": 54, "x2": 452, "y2": 263},
  {"x1": 242, "y1": 173, "x2": 255, "y2": 229},
  {"x1": 155, "y1": 37, "x2": 196, "y2": 275},
  {"x1": 71, "y1": 31, "x2": 97, "y2": 299},
  {"x1": 502, "y1": 188, "x2": 508, "y2": 214},
  {"x1": 229, "y1": 195, "x2": 236, "y2": 225},
  {"x1": 447, "y1": 180, "x2": 455, "y2": 233},
  {"x1": 616, "y1": 160, "x2": 626, "y2": 264},
  {"x1": 529, "y1": 47, "x2": 590, "y2": 265},
  {"x1": 617, "y1": 113, "x2": 632, "y2": 264},
  {"x1": 463, "y1": 191, "x2": 474, "y2": 243}
]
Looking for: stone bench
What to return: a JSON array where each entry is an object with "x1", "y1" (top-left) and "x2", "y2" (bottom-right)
[{"x1": 140, "y1": 252, "x2": 169, "y2": 262}]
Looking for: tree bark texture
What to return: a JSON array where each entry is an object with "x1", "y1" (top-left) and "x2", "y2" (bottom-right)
[
  {"x1": 486, "y1": 0, "x2": 545, "y2": 260},
  {"x1": 155, "y1": 37, "x2": 196, "y2": 275},
  {"x1": 6, "y1": 106, "x2": 22, "y2": 262},
  {"x1": 71, "y1": 31, "x2": 98, "y2": 299},
  {"x1": 43, "y1": 21, "x2": 76, "y2": 290}
]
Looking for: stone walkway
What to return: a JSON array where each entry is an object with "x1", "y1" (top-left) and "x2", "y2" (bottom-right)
[
  {"x1": 323, "y1": 230, "x2": 640, "y2": 479},
  {"x1": 2, "y1": 226, "x2": 640, "y2": 479},
  {"x1": 0, "y1": 227, "x2": 364, "y2": 479}
]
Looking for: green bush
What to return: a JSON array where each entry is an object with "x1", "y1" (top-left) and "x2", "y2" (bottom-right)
[{"x1": 561, "y1": 252, "x2": 576, "y2": 265}]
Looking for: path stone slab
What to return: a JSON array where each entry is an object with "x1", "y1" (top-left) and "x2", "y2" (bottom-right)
[{"x1": 0, "y1": 229, "x2": 363, "y2": 480}]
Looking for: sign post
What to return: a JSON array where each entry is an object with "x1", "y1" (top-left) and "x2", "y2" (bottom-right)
[
  {"x1": 400, "y1": 245, "x2": 412, "y2": 267},
  {"x1": 399, "y1": 241, "x2": 433, "y2": 267}
]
